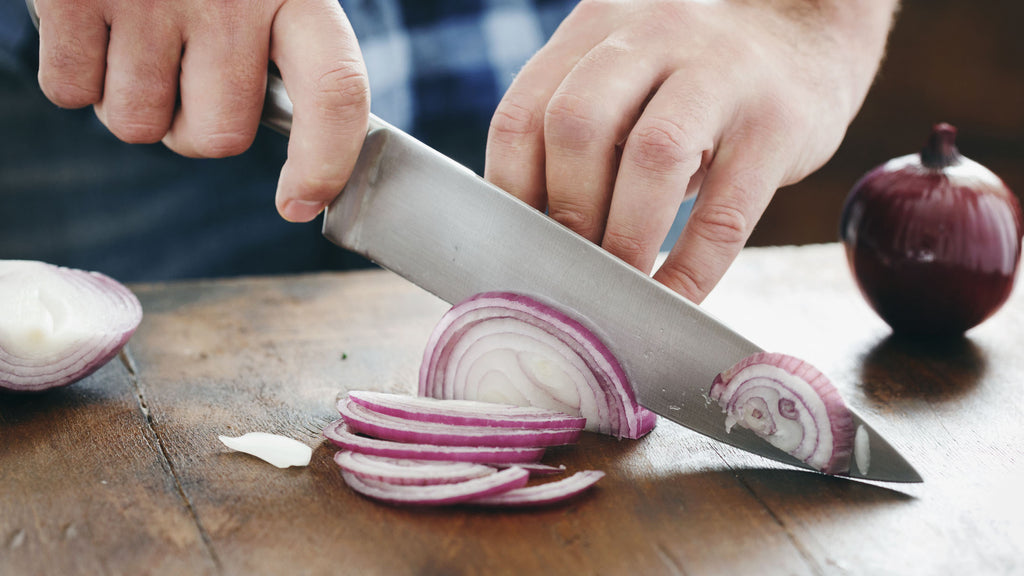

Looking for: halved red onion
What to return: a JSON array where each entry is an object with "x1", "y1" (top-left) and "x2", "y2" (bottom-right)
[
  {"x1": 466, "y1": 470, "x2": 606, "y2": 507},
  {"x1": 347, "y1": 389, "x2": 587, "y2": 430},
  {"x1": 323, "y1": 420, "x2": 546, "y2": 464},
  {"x1": 0, "y1": 260, "x2": 143, "y2": 392},
  {"x1": 341, "y1": 466, "x2": 530, "y2": 506},
  {"x1": 333, "y1": 451, "x2": 496, "y2": 485},
  {"x1": 338, "y1": 396, "x2": 583, "y2": 447},
  {"x1": 709, "y1": 352, "x2": 854, "y2": 474},
  {"x1": 418, "y1": 292, "x2": 657, "y2": 439}
]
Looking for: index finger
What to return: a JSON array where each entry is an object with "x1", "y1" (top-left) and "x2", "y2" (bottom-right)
[{"x1": 270, "y1": 0, "x2": 369, "y2": 222}]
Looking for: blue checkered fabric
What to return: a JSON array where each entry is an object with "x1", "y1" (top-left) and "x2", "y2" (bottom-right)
[
  {"x1": 353, "y1": 0, "x2": 576, "y2": 170},
  {"x1": 0, "y1": 0, "x2": 577, "y2": 281}
]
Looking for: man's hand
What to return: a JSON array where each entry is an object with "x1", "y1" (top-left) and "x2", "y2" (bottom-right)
[
  {"x1": 485, "y1": 0, "x2": 898, "y2": 303},
  {"x1": 33, "y1": 0, "x2": 369, "y2": 222}
]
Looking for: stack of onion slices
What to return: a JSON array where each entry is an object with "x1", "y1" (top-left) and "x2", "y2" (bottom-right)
[{"x1": 324, "y1": 391, "x2": 605, "y2": 506}]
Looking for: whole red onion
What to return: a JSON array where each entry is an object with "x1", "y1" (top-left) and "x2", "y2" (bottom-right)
[{"x1": 840, "y1": 123, "x2": 1023, "y2": 339}]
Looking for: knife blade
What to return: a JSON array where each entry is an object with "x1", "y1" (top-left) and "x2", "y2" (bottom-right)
[{"x1": 267, "y1": 72, "x2": 920, "y2": 483}]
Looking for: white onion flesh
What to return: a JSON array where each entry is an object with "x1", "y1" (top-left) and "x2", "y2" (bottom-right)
[
  {"x1": 709, "y1": 352, "x2": 854, "y2": 474},
  {"x1": 418, "y1": 292, "x2": 656, "y2": 439},
  {"x1": 218, "y1": 432, "x2": 313, "y2": 468},
  {"x1": 0, "y1": 260, "x2": 142, "y2": 392}
]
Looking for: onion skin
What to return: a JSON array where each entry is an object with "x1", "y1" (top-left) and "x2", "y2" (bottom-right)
[
  {"x1": 840, "y1": 124, "x2": 1023, "y2": 338},
  {"x1": 0, "y1": 260, "x2": 143, "y2": 392}
]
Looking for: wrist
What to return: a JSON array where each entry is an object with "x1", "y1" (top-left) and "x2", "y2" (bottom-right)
[{"x1": 736, "y1": 0, "x2": 900, "y2": 120}]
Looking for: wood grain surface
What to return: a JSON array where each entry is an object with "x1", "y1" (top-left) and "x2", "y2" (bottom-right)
[{"x1": 2, "y1": 243, "x2": 1022, "y2": 575}]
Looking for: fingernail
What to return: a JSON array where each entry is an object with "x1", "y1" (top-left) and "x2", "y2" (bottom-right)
[{"x1": 279, "y1": 198, "x2": 325, "y2": 223}]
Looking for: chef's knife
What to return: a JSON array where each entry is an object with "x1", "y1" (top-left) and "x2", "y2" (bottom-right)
[{"x1": 259, "y1": 71, "x2": 921, "y2": 483}]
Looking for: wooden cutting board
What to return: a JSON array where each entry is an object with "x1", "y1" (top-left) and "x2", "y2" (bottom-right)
[{"x1": 2, "y1": 243, "x2": 1022, "y2": 575}]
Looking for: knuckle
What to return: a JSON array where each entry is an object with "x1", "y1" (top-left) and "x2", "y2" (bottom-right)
[
  {"x1": 690, "y1": 202, "x2": 750, "y2": 247},
  {"x1": 104, "y1": 64, "x2": 179, "y2": 144},
  {"x1": 190, "y1": 128, "x2": 256, "y2": 158},
  {"x1": 544, "y1": 92, "x2": 603, "y2": 151},
  {"x1": 658, "y1": 259, "x2": 714, "y2": 304},
  {"x1": 107, "y1": 117, "x2": 168, "y2": 144},
  {"x1": 489, "y1": 95, "x2": 543, "y2": 144},
  {"x1": 549, "y1": 201, "x2": 602, "y2": 240},
  {"x1": 40, "y1": 42, "x2": 101, "y2": 108},
  {"x1": 40, "y1": 77, "x2": 102, "y2": 109},
  {"x1": 627, "y1": 119, "x2": 692, "y2": 174},
  {"x1": 602, "y1": 225, "x2": 651, "y2": 266},
  {"x1": 312, "y1": 61, "x2": 370, "y2": 121}
]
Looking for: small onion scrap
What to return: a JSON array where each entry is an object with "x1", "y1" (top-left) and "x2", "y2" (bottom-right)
[
  {"x1": 324, "y1": 391, "x2": 606, "y2": 507},
  {"x1": 709, "y1": 352, "x2": 854, "y2": 475},
  {"x1": 0, "y1": 260, "x2": 143, "y2": 392},
  {"x1": 418, "y1": 292, "x2": 657, "y2": 439}
]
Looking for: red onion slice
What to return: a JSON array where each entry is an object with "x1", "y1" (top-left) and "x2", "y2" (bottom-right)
[
  {"x1": 347, "y1": 389, "x2": 587, "y2": 430},
  {"x1": 340, "y1": 466, "x2": 530, "y2": 506},
  {"x1": 0, "y1": 260, "x2": 143, "y2": 392},
  {"x1": 333, "y1": 451, "x2": 496, "y2": 485},
  {"x1": 323, "y1": 420, "x2": 546, "y2": 464},
  {"x1": 418, "y1": 292, "x2": 657, "y2": 439},
  {"x1": 466, "y1": 470, "x2": 606, "y2": 507},
  {"x1": 338, "y1": 396, "x2": 583, "y2": 447},
  {"x1": 709, "y1": 352, "x2": 854, "y2": 474}
]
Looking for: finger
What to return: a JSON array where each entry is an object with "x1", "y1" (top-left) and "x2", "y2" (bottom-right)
[
  {"x1": 94, "y1": 6, "x2": 182, "y2": 144},
  {"x1": 601, "y1": 71, "x2": 722, "y2": 274},
  {"x1": 484, "y1": 2, "x2": 615, "y2": 211},
  {"x1": 162, "y1": 5, "x2": 269, "y2": 158},
  {"x1": 652, "y1": 133, "x2": 783, "y2": 304},
  {"x1": 270, "y1": 0, "x2": 369, "y2": 222},
  {"x1": 35, "y1": 0, "x2": 107, "y2": 108},
  {"x1": 542, "y1": 37, "x2": 663, "y2": 244}
]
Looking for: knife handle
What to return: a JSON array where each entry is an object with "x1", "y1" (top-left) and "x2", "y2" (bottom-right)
[{"x1": 23, "y1": 0, "x2": 382, "y2": 140}]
